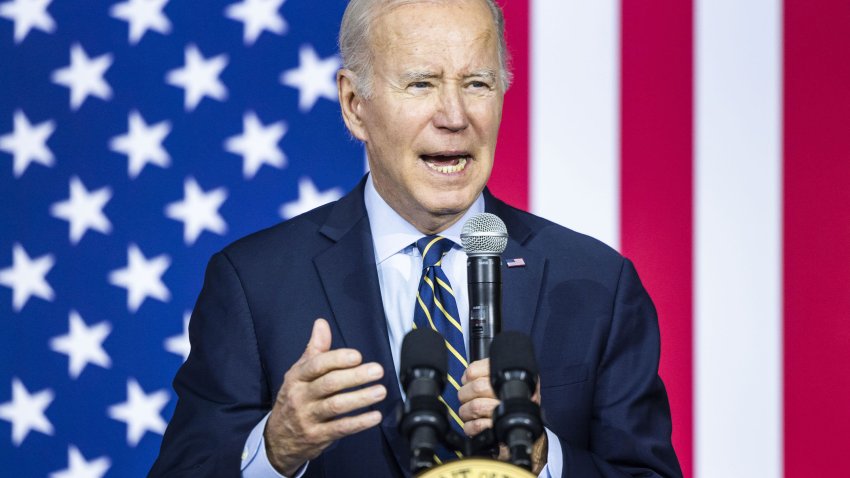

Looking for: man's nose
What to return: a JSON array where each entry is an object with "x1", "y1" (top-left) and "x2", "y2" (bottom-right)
[{"x1": 433, "y1": 86, "x2": 469, "y2": 132}]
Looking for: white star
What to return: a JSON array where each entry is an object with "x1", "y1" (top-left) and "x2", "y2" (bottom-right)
[
  {"x1": 50, "y1": 176, "x2": 112, "y2": 245},
  {"x1": 280, "y1": 44, "x2": 340, "y2": 113},
  {"x1": 166, "y1": 44, "x2": 228, "y2": 111},
  {"x1": 0, "y1": 378, "x2": 53, "y2": 446},
  {"x1": 224, "y1": 0, "x2": 286, "y2": 45},
  {"x1": 51, "y1": 43, "x2": 113, "y2": 110},
  {"x1": 0, "y1": 0, "x2": 55, "y2": 43},
  {"x1": 110, "y1": 0, "x2": 171, "y2": 45},
  {"x1": 0, "y1": 109, "x2": 55, "y2": 177},
  {"x1": 279, "y1": 177, "x2": 342, "y2": 219},
  {"x1": 0, "y1": 243, "x2": 54, "y2": 312},
  {"x1": 224, "y1": 111, "x2": 287, "y2": 179},
  {"x1": 164, "y1": 310, "x2": 191, "y2": 362},
  {"x1": 165, "y1": 177, "x2": 228, "y2": 245},
  {"x1": 108, "y1": 244, "x2": 170, "y2": 313},
  {"x1": 108, "y1": 378, "x2": 168, "y2": 447},
  {"x1": 50, "y1": 445, "x2": 111, "y2": 478},
  {"x1": 49, "y1": 310, "x2": 111, "y2": 379},
  {"x1": 109, "y1": 110, "x2": 171, "y2": 179}
]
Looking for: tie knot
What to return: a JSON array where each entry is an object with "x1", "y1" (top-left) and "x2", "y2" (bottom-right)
[{"x1": 416, "y1": 235, "x2": 453, "y2": 269}]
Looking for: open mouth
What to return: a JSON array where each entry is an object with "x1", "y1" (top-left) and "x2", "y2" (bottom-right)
[{"x1": 420, "y1": 153, "x2": 471, "y2": 174}]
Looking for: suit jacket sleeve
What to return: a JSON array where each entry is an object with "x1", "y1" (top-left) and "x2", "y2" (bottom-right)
[
  {"x1": 149, "y1": 252, "x2": 271, "y2": 477},
  {"x1": 553, "y1": 258, "x2": 682, "y2": 478}
]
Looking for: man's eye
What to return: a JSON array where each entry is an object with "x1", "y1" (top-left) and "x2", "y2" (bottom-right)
[
  {"x1": 409, "y1": 81, "x2": 432, "y2": 89},
  {"x1": 468, "y1": 81, "x2": 491, "y2": 90}
]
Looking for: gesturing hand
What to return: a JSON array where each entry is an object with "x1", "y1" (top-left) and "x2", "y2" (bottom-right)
[{"x1": 264, "y1": 319, "x2": 386, "y2": 476}]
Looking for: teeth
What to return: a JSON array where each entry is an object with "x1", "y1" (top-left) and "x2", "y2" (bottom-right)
[{"x1": 426, "y1": 157, "x2": 468, "y2": 174}]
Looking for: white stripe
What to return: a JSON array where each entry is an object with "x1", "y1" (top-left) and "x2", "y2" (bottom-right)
[
  {"x1": 530, "y1": 0, "x2": 620, "y2": 250},
  {"x1": 695, "y1": 1, "x2": 783, "y2": 477}
]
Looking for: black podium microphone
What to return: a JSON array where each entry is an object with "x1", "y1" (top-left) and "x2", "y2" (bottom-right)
[
  {"x1": 490, "y1": 332, "x2": 544, "y2": 471},
  {"x1": 398, "y1": 328, "x2": 449, "y2": 473},
  {"x1": 461, "y1": 213, "x2": 508, "y2": 362}
]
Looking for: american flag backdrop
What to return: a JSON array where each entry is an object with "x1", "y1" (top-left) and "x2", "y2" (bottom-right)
[{"x1": 1, "y1": 0, "x2": 848, "y2": 477}]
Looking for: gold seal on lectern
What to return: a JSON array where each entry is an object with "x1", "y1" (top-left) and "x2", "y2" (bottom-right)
[{"x1": 415, "y1": 458, "x2": 536, "y2": 478}]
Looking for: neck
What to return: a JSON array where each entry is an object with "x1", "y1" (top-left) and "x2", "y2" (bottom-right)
[
  {"x1": 369, "y1": 176, "x2": 473, "y2": 235},
  {"x1": 387, "y1": 199, "x2": 467, "y2": 235},
  {"x1": 410, "y1": 212, "x2": 466, "y2": 235}
]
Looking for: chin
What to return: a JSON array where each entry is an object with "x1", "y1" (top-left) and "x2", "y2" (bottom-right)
[{"x1": 424, "y1": 196, "x2": 477, "y2": 217}]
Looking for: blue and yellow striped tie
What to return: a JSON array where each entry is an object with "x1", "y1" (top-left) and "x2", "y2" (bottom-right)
[{"x1": 413, "y1": 235, "x2": 468, "y2": 461}]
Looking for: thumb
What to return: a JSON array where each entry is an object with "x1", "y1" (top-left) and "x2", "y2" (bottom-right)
[{"x1": 303, "y1": 318, "x2": 332, "y2": 359}]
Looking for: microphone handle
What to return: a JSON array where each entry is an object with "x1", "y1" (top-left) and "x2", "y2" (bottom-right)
[{"x1": 468, "y1": 255, "x2": 502, "y2": 361}]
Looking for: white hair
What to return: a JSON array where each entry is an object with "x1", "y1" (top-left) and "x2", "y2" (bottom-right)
[{"x1": 338, "y1": 0, "x2": 512, "y2": 98}]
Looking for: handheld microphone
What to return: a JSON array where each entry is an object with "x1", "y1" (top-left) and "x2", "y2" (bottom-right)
[
  {"x1": 489, "y1": 331, "x2": 544, "y2": 471},
  {"x1": 398, "y1": 328, "x2": 449, "y2": 473},
  {"x1": 461, "y1": 213, "x2": 508, "y2": 362}
]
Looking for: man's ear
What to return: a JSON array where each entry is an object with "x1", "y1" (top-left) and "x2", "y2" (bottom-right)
[{"x1": 337, "y1": 69, "x2": 368, "y2": 142}]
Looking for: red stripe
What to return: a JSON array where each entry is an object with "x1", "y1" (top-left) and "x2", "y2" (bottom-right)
[
  {"x1": 620, "y1": 1, "x2": 693, "y2": 476},
  {"x1": 490, "y1": 0, "x2": 530, "y2": 211},
  {"x1": 784, "y1": 1, "x2": 850, "y2": 475}
]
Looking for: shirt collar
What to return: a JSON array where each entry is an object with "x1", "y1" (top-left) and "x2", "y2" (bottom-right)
[{"x1": 364, "y1": 174, "x2": 485, "y2": 264}]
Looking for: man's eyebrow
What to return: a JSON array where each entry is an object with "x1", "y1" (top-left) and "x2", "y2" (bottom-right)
[
  {"x1": 400, "y1": 70, "x2": 440, "y2": 82},
  {"x1": 398, "y1": 70, "x2": 498, "y2": 83},
  {"x1": 465, "y1": 69, "x2": 498, "y2": 82}
]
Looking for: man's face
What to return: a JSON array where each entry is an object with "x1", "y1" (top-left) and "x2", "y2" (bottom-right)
[{"x1": 344, "y1": 0, "x2": 504, "y2": 233}]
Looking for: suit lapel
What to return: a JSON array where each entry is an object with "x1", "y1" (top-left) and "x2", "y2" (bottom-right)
[
  {"x1": 313, "y1": 179, "x2": 409, "y2": 474},
  {"x1": 484, "y1": 193, "x2": 548, "y2": 343},
  {"x1": 501, "y1": 240, "x2": 546, "y2": 337}
]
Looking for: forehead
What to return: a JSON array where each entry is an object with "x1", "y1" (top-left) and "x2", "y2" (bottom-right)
[{"x1": 369, "y1": 0, "x2": 499, "y2": 70}]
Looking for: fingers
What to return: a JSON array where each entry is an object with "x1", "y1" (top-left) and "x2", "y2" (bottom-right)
[
  {"x1": 311, "y1": 383, "x2": 387, "y2": 422},
  {"x1": 298, "y1": 348, "x2": 362, "y2": 381},
  {"x1": 310, "y1": 362, "x2": 384, "y2": 398},
  {"x1": 463, "y1": 417, "x2": 493, "y2": 437},
  {"x1": 461, "y1": 358, "x2": 489, "y2": 385},
  {"x1": 458, "y1": 376, "x2": 496, "y2": 403},
  {"x1": 458, "y1": 368, "x2": 499, "y2": 438},
  {"x1": 458, "y1": 397, "x2": 499, "y2": 422},
  {"x1": 320, "y1": 410, "x2": 383, "y2": 442}
]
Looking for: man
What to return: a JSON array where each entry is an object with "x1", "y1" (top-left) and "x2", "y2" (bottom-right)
[{"x1": 150, "y1": 0, "x2": 683, "y2": 476}]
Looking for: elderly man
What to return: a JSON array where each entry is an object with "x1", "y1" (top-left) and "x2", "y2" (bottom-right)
[{"x1": 149, "y1": 0, "x2": 683, "y2": 477}]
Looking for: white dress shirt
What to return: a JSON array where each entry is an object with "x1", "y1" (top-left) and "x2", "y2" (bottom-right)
[{"x1": 241, "y1": 176, "x2": 562, "y2": 477}]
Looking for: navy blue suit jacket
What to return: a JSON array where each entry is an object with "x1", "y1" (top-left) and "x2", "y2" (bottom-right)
[{"x1": 149, "y1": 178, "x2": 682, "y2": 477}]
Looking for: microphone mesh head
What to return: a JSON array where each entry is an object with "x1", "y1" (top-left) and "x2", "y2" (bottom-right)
[{"x1": 461, "y1": 213, "x2": 508, "y2": 255}]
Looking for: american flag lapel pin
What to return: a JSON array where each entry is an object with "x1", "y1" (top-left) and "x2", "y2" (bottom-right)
[{"x1": 506, "y1": 257, "x2": 526, "y2": 268}]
